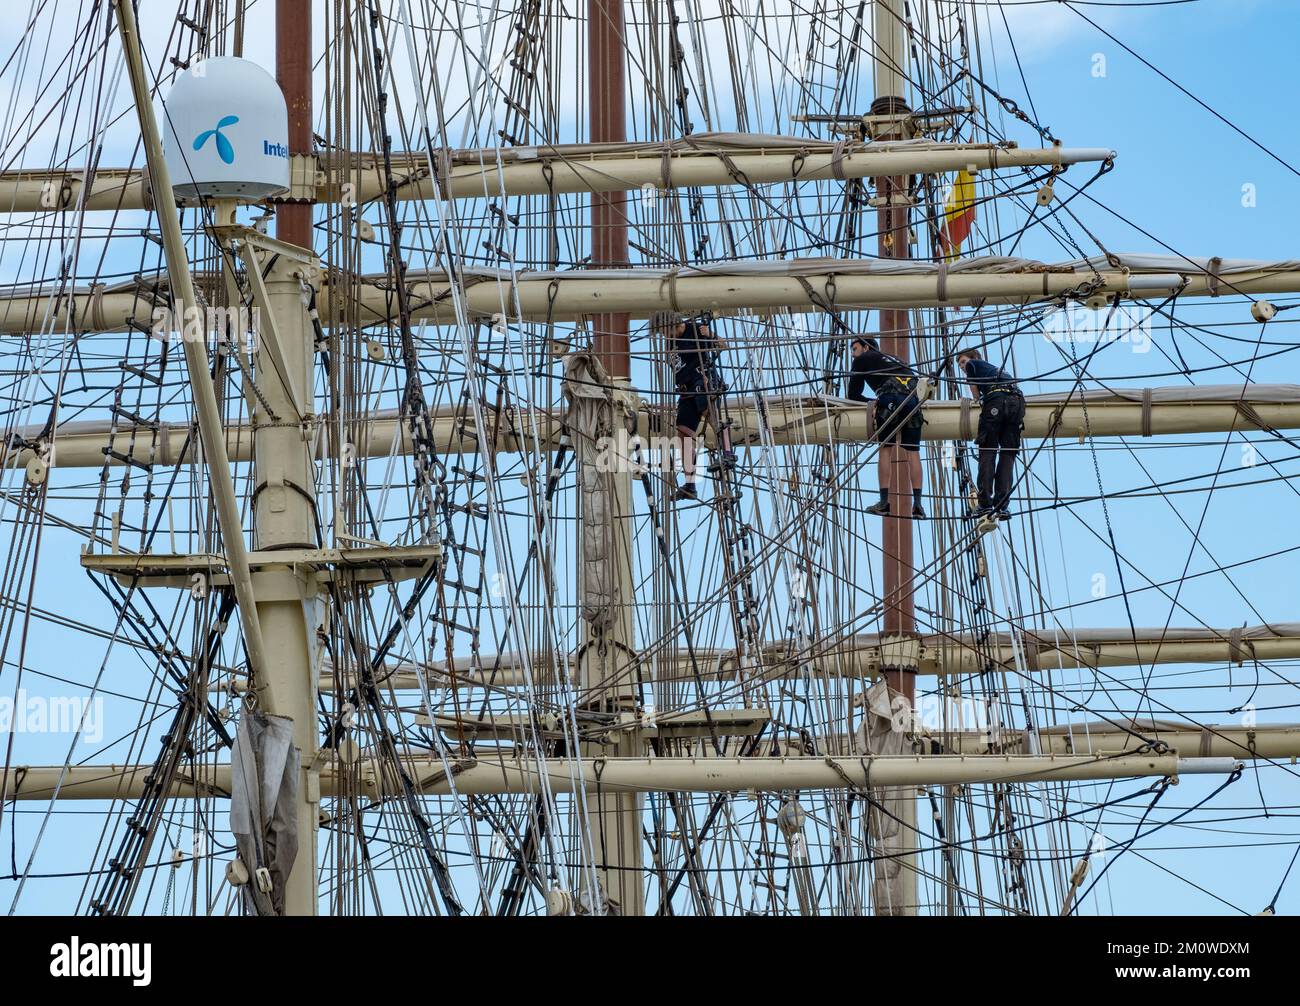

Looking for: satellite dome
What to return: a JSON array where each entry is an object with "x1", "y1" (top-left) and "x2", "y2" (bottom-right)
[{"x1": 162, "y1": 57, "x2": 290, "y2": 201}]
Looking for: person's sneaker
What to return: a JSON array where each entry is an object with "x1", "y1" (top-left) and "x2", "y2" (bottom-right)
[
  {"x1": 674, "y1": 484, "x2": 698, "y2": 501},
  {"x1": 718, "y1": 450, "x2": 738, "y2": 470},
  {"x1": 968, "y1": 504, "x2": 992, "y2": 519},
  {"x1": 994, "y1": 507, "x2": 1012, "y2": 521},
  {"x1": 866, "y1": 500, "x2": 890, "y2": 516},
  {"x1": 911, "y1": 503, "x2": 927, "y2": 519}
]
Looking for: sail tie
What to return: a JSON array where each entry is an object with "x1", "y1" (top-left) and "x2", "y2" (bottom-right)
[
  {"x1": 156, "y1": 422, "x2": 172, "y2": 466},
  {"x1": 89, "y1": 281, "x2": 106, "y2": 331},
  {"x1": 830, "y1": 139, "x2": 848, "y2": 181},
  {"x1": 1228, "y1": 625, "x2": 1246, "y2": 666},
  {"x1": 1206, "y1": 256, "x2": 1224, "y2": 297},
  {"x1": 657, "y1": 270, "x2": 681, "y2": 314}
]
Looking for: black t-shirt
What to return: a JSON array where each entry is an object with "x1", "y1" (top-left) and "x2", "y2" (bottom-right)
[
  {"x1": 963, "y1": 358, "x2": 1018, "y2": 399},
  {"x1": 846, "y1": 348, "x2": 917, "y2": 402},
  {"x1": 673, "y1": 323, "x2": 714, "y2": 388}
]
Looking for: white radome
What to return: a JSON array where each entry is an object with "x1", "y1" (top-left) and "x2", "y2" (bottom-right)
[{"x1": 162, "y1": 56, "x2": 290, "y2": 200}]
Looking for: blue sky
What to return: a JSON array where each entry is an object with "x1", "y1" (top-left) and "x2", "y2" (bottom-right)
[{"x1": 996, "y1": 0, "x2": 1292, "y2": 263}]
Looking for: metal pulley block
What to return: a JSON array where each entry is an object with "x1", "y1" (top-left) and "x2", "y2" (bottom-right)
[
  {"x1": 225, "y1": 857, "x2": 251, "y2": 887},
  {"x1": 1070, "y1": 857, "x2": 1089, "y2": 887},
  {"x1": 1251, "y1": 300, "x2": 1277, "y2": 323},
  {"x1": 546, "y1": 886, "x2": 574, "y2": 916},
  {"x1": 25, "y1": 456, "x2": 49, "y2": 486},
  {"x1": 777, "y1": 798, "x2": 807, "y2": 838},
  {"x1": 335, "y1": 736, "x2": 360, "y2": 765}
]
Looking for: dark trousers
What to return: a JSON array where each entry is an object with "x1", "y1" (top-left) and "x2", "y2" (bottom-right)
[{"x1": 975, "y1": 393, "x2": 1025, "y2": 508}]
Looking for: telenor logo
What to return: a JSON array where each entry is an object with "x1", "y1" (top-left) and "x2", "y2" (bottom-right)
[{"x1": 193, "y1": 115, "x2": 239, "y2": 164}]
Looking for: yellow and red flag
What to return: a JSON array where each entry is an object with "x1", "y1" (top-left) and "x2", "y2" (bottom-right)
[{"x1": 938, "y1": 169, "x2": 976, "y2": 262}]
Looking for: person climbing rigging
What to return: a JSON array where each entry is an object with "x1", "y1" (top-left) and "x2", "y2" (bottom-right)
[
  {"x1": 671, "y1": 313, "x2": 736, "y2": 501},
  {"x1": 846, "y1": 336, "x2": 926, "y2": 519},
  {"x1": 956, "y1": 347, "x2": 1024, "y2": 520}
]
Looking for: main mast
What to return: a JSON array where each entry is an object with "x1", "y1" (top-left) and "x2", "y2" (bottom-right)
[
  {"x1": 255, "y1": 0, "x2": 318, "y2": 917},
  {"x1": 187, "y1": 0, "x2": 323, "y2": 918},
  {"x1": 872, "y1": 0, "x2": 920, "y2": 916}
]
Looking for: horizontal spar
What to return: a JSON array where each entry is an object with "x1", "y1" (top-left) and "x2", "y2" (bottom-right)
[
  {"x1": 390, "y1": 256, "x2": 1300, "y2": 320},
  {"x1": 9, "y1": 383, "x2": 1299, "y2": 470},
  {"x1": 766, "y1": 623, "x2": 1300, "y2": 678},
  {"x1": 0, "y1": 139, "x2": 1112, "y2": 213},
  {"x1": 393, "y1": 268, "x2": 1186, "y2": 323},
  {"x1": 0, "y1": 752, "x2": 1239, "y2": 801},
  {"x1": 328, "y1": 623, "x2": 1300, "y2": 690},
  {"x1": 0, "y1": 265, "x2": 1209, "y2": 332},
  {"x1": 942, "y1": 719, "x2": 1300, "y2": 760},
  {"x1": 3, "y1": 255, "x2": 1296, "y2": 334}
]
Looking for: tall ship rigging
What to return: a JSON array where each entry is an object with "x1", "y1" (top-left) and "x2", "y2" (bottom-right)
[{"x1": 0, "y1": 0, "x2": 1296, "y2": 917}]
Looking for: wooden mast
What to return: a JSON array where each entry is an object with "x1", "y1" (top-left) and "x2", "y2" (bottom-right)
[
  {"x1": 872, "y1": 0, "x2": 920, "y2": 915},
  {"x1": 276, "y1": 0, "x2": 312, "y2": 247}
]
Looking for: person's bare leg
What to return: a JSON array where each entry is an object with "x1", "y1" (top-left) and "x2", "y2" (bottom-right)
[
  {"x1": 715, "y1": 411, "x2": 733, "y2": 453},
  {"x1": 893, "y1": 442, "x2": 911, "y2": 513},
  {"x1": 884, "y1": 442, "x2": 903, "y2": 513},
  {"x1": 907, "y1": 448, "x2": 924, "y2": 515},
  {"x1": 703, "y1": 405, "x2": 733, "y2": 454},
  {"x1": 867, "y1": 442, "x2": 893, "y2": 514},
  {"x1": 677, "y1": 425, "x2": 697, "y2": 483}
]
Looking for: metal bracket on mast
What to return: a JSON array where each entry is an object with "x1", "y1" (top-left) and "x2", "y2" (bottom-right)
[
  {"x1": 879, "y1": 634, "x2": 922, "y2": 674},
  {"x1": 221, "y1": 226, "x2": 321, "y2": 419}
]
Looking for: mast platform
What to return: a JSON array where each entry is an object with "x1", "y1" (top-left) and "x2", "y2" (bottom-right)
[{"x1": 80, "y1": 544, "x2": 441, "y2": 589}]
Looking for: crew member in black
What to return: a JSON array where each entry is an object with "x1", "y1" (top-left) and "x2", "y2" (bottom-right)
[
  {"x1": 956, "y1": 347, "x2": 1024, "y2": 519},
  {"x1": 846, "y1": 337, "x2": 926, "y2": 519},
  {"x1": 672, "y1": 315, "x2": 735, "y2": 501}
]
